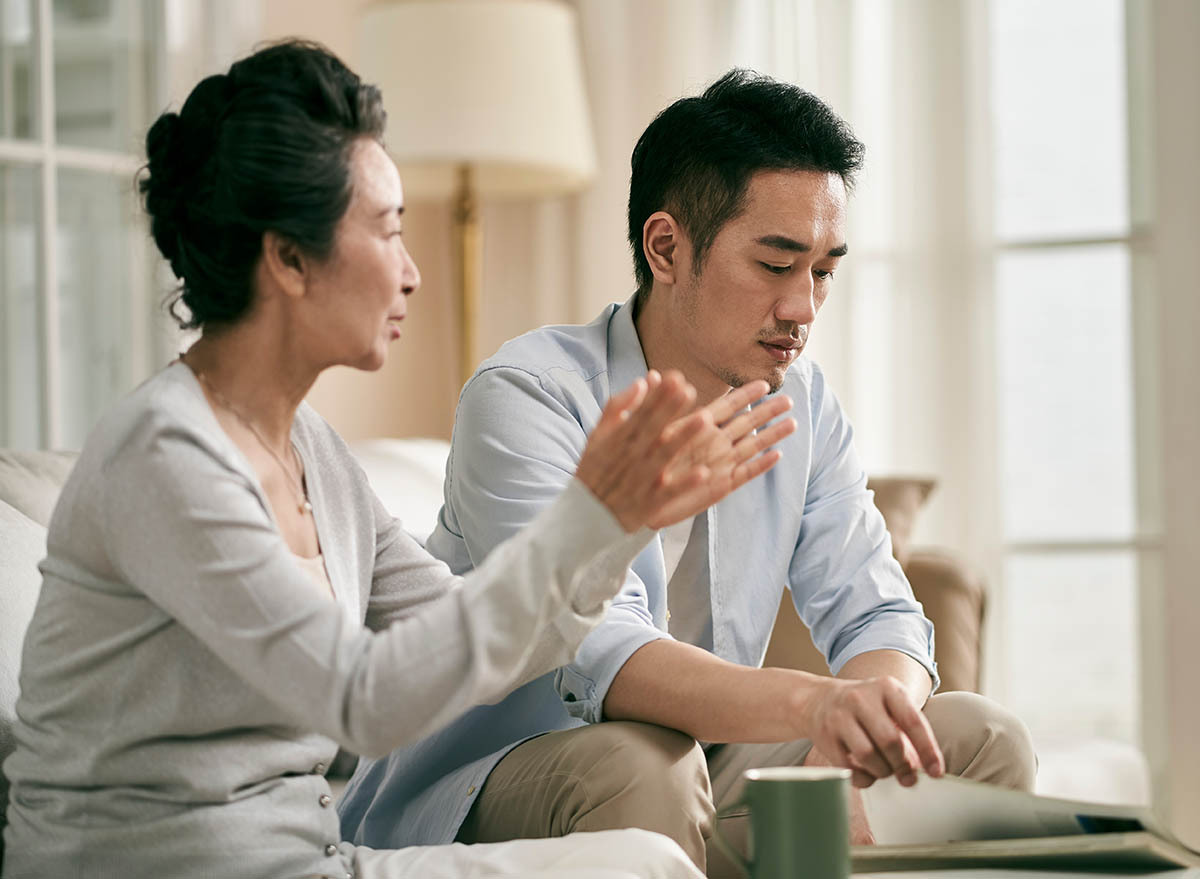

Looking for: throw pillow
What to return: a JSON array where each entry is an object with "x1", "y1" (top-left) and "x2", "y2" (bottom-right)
[
  {"x1": 866, "y1": 476, "x2": 936, "y2": 566},
  {"x1": 0, "y1": 498, "x2": 49, "y2": 842},
  {"x1": 0, "y1": 450, "x2": 78, "y2": 527}
]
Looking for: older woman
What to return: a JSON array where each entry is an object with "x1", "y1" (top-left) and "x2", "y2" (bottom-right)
[{"x1": 0, "y1": 40, "x2": 794, "y2": 879}]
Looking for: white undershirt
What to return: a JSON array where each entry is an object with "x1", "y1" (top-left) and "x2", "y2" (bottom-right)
[{"x1": 661, "y1": 513, "x2": 713, "y2": 650}]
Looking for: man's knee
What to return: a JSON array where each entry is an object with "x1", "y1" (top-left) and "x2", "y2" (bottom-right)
[
  {"x1": 569, "y1": 722, "x2": 713, "y2": 871},
  {"x1": 924, "y1": 691, "x2": 1036, "y2": 791},
  {"x1": 577, "y1": 721, "x2": 712, "y2": 815}
]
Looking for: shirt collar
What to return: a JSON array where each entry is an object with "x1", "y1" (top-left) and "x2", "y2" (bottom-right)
[{"x1": 606, "y1": 294, "x2": 650, "y2": 395}]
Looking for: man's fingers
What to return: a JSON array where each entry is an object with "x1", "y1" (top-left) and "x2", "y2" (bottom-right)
[
  {"x1": 858, "y1": 707, "x2": 919, "y2": 783},
  {"x1": 884, "y1": 687, "x2": 944, "y2": 777},
  {"x1": 839, "y1": 725, "x2": 894, "y2": 782},
  {"x1": 850, "y1": 768, "x2": 877, "y2": 789}
]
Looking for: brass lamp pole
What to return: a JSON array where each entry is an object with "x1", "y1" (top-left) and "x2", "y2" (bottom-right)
[
  {"x1": 453, "y1": 163, "x2": 481, "y2": 387},
  {"x1": 358, "y1": 1, "x2": 596, "y2": 397}
]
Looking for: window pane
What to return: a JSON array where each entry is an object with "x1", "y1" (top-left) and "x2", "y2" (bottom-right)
[
  {"x1": 997, "y1": 245, "x2": 1134, "y2": 542},
  {"x1": 1000, "y1": 550, "x2": 1138, "y2": 742},
  {"x1": 989, "y1": 0, "x2": 1129, "y2": 241},
  {"x1": 1, "y1": 0, "x2": 36, "y2": 139},
  {"x1": 57, "y1": 168, "x2": 141, "y2": 447},
  {"x1": 53, "y1": 0, "x2": 157, "y2": 152},
  {"x1": 0, "y1": 162, "x2": 41, "y2": 447}
]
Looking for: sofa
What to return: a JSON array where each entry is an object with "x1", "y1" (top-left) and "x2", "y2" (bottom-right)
[{"x1": 0, "y1": 440, "x2": 1150, "y2": 857}]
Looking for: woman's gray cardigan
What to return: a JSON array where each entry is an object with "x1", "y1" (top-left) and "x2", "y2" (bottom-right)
[{"x1": 2, "y1": 363, "x2": 648, "y2": 879}]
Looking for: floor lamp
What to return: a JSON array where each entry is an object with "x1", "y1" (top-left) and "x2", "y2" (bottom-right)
[{"x1": 358, "y1": 0, "x2": 597, "y2": 386}]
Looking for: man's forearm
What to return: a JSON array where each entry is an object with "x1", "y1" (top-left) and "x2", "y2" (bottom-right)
[
  {"x1": 602, "y1": 638, "x2": 828, "y2": 743},
  {"x1": 836, "y1": 649, "x2": 933, "y2": 706},
  {"x1": 603, "y1": 643, "x2": 934, "y2": 746}
]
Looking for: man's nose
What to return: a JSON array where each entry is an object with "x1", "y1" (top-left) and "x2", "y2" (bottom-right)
[{"x1": 775, "y1": 275, "x2": 816, "y2": 325}]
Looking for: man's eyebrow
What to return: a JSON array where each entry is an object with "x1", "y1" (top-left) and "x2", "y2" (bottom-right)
[
  {"x1": 754, "y1": 235, "x2": 849, "y2": 258},
  {"x1": 755, "y1": 234, "x2": 811, "y2": 253}
]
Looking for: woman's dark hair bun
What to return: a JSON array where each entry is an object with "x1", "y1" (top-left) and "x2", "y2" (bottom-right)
[
  {"x1": 138, "y1": 42, "x2": 386, "y2": 330},
  {"x1": 141, "y1": 111, "x2": 185, "y2": 272}
]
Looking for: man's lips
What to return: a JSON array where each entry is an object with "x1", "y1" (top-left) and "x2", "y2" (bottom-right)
[
  {"x1": 387, "y1": 314, "x2": 405, "y2": 339},
  {"x1": 759, "y1": 337, "x2": 803, "y2": 362}
]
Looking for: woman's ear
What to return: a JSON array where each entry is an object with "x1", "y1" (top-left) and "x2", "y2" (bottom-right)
[
  {"x1": 260, "y1": 230, "x2": 309, "y2": 300},
  {"x1": 643, "y1": 211, "x2": 684, "y2": 287}
]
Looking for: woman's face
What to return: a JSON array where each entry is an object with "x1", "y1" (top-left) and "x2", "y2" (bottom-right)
[{"x1": 303, "y1": 138, "x2": 420, "y2": 372}]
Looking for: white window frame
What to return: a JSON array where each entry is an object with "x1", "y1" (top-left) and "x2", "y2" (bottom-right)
[{"x1": 0, "y1": 0, "x2": 165, "y2": 449}]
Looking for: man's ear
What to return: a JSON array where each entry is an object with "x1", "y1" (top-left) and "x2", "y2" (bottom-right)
[
  {"x1": 643, "y1": 211, "x2": 683, "y2": 287},
  {"x1": 260, "y1": 230, "x2": 309, "y2": 301}
]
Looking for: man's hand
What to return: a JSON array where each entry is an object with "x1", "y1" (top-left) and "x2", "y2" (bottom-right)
[{"x1": 797, "y1": 675, "x2": 945, "y2": 789}]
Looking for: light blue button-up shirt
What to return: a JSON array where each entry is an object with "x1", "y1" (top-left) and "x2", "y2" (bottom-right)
[{"x1": 338, "y1": 297, "x2": 937, "y2": 849}]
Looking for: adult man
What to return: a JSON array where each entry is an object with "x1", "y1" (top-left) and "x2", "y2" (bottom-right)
[{"x1": 339, "y1": 70, "x2": 1034, "y2": 876}]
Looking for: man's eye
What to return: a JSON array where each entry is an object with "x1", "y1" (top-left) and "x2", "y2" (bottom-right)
[
  {"x1": 814, "y1": 268, "x2": 834, "y2": 280},
  {"x1": 761, "y1": 263, "x2": 792, "y2": 275}
]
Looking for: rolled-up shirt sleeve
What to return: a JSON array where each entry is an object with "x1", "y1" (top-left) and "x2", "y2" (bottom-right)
[
  {"x1": 440, "y1": 367, "x2": 672, "y2": 724},
  {"x1": 788, "y1": 366, "x2": 940, "y2": 691}
]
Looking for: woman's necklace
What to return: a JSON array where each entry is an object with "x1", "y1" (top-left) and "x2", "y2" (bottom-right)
[{"x1": 189, "y1": 363, "x2": 313, "y2": 516}]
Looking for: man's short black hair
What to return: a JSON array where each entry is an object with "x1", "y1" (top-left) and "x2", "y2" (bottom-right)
[{"x1": 628, "y1": 69, "x2": 864, "y2": 304}]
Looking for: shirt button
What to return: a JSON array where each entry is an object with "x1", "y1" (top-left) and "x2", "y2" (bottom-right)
[
  {"x1": 313, "y1": 762, "x2": 327, "y2": 775},
  {"x1": 467, "y1": 785, "x2": 476, "y2": 795},
  {"x1": 319, "y1": 794, "x2": 333, "y2": 808},
  {"x1": 325, "y1": 843, "x2": 338, "y2": 856}
]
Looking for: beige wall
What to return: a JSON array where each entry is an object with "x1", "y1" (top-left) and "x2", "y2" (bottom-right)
[
  {"x1": 261, "y1": 0, "x2": 583, "y2": 441},
  {"x1": 264, "y1": 0, "x2": 460, "y2": 440}
]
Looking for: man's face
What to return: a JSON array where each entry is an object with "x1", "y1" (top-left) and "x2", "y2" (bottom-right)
[{"x1": 671, "y1": 169, "x2": 847, "y2": 394}]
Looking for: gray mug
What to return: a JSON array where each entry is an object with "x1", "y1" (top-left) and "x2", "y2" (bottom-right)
[{"x1": 713, "y1": 766, "x2": 851, "y2": 879}]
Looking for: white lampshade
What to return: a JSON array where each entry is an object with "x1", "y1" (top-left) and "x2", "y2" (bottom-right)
[{"x1": 358, "y1": 0, "x2": 597, "y2": 200}]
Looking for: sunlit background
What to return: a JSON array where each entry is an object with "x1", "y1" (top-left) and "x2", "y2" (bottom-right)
[{"x1": 1, "y1": 0, "x2": 1197, "y2": 844}]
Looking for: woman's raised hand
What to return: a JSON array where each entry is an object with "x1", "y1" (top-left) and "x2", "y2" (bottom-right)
[{"x1": 575, "y1": 370, "x2": 796, "y2": 532}]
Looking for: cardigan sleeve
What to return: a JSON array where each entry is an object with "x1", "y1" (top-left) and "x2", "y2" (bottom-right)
[{"x1": 101, "y1": 410, "x2": 650, "y2": 758}]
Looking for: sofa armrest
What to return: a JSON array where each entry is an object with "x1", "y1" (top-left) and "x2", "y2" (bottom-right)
[{"x1": 904, "y1": 549, "x2": 984, "y2": 693}]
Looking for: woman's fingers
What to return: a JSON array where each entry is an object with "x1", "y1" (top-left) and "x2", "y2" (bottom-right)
[
  {"x1": 578, "y1": 371, "x2": 794, "y2": 532},
  {"x1": 705, "y1": 379, "x2": 771, "y2": 424},
  {"x1": 728, "y1": 447, "x2": 783, "y2": 489},
  {"x1": 621, "y1": 371, "x2": 695, "y2": 454},
  {"x1": 594, "y1": 377, "x2": 647, "y2": 436},
  {"x1": 731, "y1": 417, "x2": 797, "y2": 465}
]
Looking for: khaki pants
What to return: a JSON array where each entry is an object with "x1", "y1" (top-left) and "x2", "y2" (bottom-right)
[{"x1": 457, "y1": 691, "x2": 1035, "y2": 878}]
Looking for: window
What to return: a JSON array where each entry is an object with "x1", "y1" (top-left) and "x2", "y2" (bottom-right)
[
  {"x1": 0, "y1": 0, "x2": 166, "y2": 450},
  {"x1": 988, "y1": 0, "x2": 1148, "y2": 743}
]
